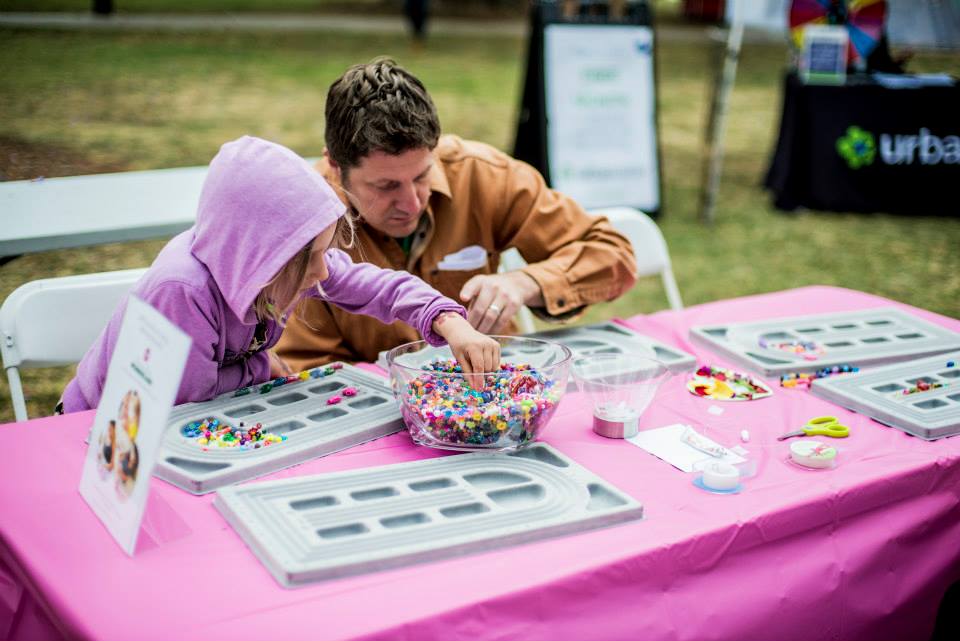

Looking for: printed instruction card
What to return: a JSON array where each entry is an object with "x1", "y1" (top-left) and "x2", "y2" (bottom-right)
[{"x1": 79, "y1": 295, "x2": 190, "y2": 555}]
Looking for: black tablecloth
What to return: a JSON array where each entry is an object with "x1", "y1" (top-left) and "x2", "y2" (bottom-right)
[{"x1": 765, "y1": 72, "x2": 960, "y2": 216}]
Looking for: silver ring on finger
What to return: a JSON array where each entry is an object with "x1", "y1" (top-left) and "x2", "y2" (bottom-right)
[{"x1": 488, "y1": 304, "x2": 502, "y2": 315}]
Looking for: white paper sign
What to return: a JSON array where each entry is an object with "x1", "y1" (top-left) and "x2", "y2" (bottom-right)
[
  {"x1": 725, "y1": 0, "x2": 788, "y2": 33},
  {"x1": 79, "y1": 295, "x2": 190, "y2": 555},
  {"x1": 800, "y1": 25, "x2": 849, "y2": 84},
  {"x1": 544, "y1": 23, "x2": 660, "y2": 212}
]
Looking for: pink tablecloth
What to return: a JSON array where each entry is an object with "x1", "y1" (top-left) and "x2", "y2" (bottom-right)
[{"x1": 2, "y1": 286, "x2": 958, "y2": 641}]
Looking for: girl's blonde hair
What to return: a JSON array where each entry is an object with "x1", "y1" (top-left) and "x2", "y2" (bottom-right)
[{"x1": 253, "y1": 213, "x2": 356, "y2": 325}]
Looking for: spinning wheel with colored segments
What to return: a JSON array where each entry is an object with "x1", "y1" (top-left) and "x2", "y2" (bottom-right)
[{"x1": 789, "y1": 0, "x2": 888, "y2": 65}]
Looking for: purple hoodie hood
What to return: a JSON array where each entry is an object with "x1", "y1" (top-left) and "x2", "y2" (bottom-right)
[
  {"x1": 192, "y1": 135, "x2": 346, "y2": 322},
  {"x1": 61, "y1": 136, "x2": 463, "y2": 414}
]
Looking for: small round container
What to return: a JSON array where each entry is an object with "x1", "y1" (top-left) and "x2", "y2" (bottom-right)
[
  {"x1": 386, "y1": 336, "x2": 572, "y2": 452},
  {"x1": 692, "y1": 459, "x2": 744, "y2": 494},
  {"x1": 786, "y1": 439, "x2": 838, "y2": 470}
]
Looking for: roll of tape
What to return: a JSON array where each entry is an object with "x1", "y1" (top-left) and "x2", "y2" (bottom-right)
[{"x1": 701, "y1": 461, "x2": 740, "y2": 491}]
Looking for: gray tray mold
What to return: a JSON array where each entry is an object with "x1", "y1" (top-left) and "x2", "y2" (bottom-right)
[
  {"x1": 377, "y1": 321, "x2": 696, "y2": 391},
  {"x1": 689, "y1": 308, "x2": 960, "y2": 376},
  {"x1": 155, "y1": 363, "x2": 403, "y2": 494},
  {"x1": 214, "y1": 443, "x2": 644, "y2": 587},
  {"x1": 811, "y1": 350, "x2": 960, "y2": 440},
  {"x1": 523, "y1": 321, "x2": 696, "y2": 380}
]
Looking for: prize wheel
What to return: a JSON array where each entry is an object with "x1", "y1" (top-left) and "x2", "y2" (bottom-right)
[{"x1": 789, "y1": 0, "x2": 888, "y2": 65}]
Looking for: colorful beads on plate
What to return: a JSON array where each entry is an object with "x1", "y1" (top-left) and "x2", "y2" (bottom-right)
[{"x1": 688, "y1": 365, "x2": 773, "y2": 401}]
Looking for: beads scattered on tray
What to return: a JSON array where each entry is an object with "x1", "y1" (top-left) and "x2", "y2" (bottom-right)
[
  {"x1": 181, "y1": 364, "x2": 354, "y2": 452},
  {"x1": 180, "y1": 418, "x2": 286, "y2": 451},
  {"x1": 780, "y1": 364, "x2": 859, "y2": 389},
  {"x1": 233, "y1": 363, "x2": 344, "y2": 397},
  {"x1": 400, "y1": 360, "x2": 561, "y2": 447},
  {"x1": 901, "y1": 380, "x2": 947, "y2": 396},
  {"x1": 759, "y1": 338, "x2": 825, "y2": 360},
  {"x1": 325, "y1": 387, "x2": 359, "y2": 406}
]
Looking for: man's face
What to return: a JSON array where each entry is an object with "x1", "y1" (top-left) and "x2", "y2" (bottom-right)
[{"x1": 330, "y1": 147, "x2": 434, "y2": 238}]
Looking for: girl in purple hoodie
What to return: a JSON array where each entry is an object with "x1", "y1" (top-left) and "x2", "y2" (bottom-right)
[{"x1": 61, "y1": 136, "x2": 499, "y2": 412}]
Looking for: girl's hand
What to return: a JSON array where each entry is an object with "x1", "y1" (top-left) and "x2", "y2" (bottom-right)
[
  {"x1": 432, "y1": 312, "x2": 500, "y2": 389},
  {"x1": 268, "y1": 350, "x2": 294, "y2": 378}
]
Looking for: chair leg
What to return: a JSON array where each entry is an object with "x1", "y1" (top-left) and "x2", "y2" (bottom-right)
[
  {"x1": 662, "y1": 268, "x2": 684, "y2": 311},
  {"x1": 517, "y1": 306, "x2": 537, "y2": 335},
  {"x1": 6, "y1": 367, "x2": 29, "y2": 422}
]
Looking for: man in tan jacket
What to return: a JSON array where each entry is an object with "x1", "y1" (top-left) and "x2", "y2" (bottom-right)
[{"x1": 275, "y1": 58, "x2": 638, "y2": 371}]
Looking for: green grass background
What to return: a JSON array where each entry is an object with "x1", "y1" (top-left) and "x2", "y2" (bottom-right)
[
  {"x1": 1, "y1": 3, "x2": 959, "y2": 422},
  {"x1": 0, "y1": 1, "x2": 395, "y2": 13}
]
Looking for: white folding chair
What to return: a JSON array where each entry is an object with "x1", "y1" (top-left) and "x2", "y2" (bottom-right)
[
  {"x1": 497, "y1": 247, "x2": 539, "y2": 334},
  {"x1": 0, "y1": 268, "x2": 147, "y2": 422},
  {"x1": 499, "y1": 206, "x2": 683, "y2": 334},
  {"x1": 591, "y1": 206, "x2": 684, "y2": 312}
]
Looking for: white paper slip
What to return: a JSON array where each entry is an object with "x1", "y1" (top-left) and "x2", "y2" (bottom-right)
[
  {"x1": 627, "y1": 424, "x2": 746, "y2": 473},
  {"x1": 436, "y1": 244, "x2": 488, "y2": 271}
]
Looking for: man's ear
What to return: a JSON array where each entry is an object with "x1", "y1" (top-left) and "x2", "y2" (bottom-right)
[{"x1": 324, "y1": 149, "x2": 342, "y2": 181}]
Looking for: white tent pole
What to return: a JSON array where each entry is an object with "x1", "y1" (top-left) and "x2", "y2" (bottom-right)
[{"x1": 699, "y1": 9, "x2": 745, "y2": 225}]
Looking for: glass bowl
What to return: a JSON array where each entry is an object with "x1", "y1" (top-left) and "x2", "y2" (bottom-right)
[
  {"x1": 571, "y1": 354, "x2": 672, "y2": 424},
  {"x1": 386, "y1": 336, "x2": 573, "y2": 452}
]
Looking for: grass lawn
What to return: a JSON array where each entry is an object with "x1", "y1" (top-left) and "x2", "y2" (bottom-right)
[
  {"x1": 1, "y1": 1, "x2": 391, "y2": 13},
  {"x1": 0, "y1": 0, "x2": 523, "y2": 16},
  {"x1": 1, "y1": 18, "x2": 959, "y2": 422}
]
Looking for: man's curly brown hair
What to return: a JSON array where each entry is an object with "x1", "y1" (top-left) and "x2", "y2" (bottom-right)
[{"x1": 324, "y1": 57, "x2": 441, "y2": 171}]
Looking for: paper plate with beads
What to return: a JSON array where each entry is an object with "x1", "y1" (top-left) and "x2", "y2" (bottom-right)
[{"x1": 687, "y1": 365, "x2": 773, "y2": 401}]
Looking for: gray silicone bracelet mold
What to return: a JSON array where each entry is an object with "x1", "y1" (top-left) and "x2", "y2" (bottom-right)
[
  {"x1": 155, "y1": 363, "x2": 403, "y2": 494},
  {"x1": 523, "y1": 321, "x2": 696, "y2": 377},
  {"x1": 811, "y1": 350, "x2": 960, "y2": 440},
  {"x1": 215, "y1": 443, "x2": 644, "y2": 587},
  {"x1": 690, "y1": 308, "x2": 960, "y2": 376}
]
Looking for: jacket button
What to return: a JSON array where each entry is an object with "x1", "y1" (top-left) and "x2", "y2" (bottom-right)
[{"x1": 557, "y1": 298, "x2": 566, "y2": 307}]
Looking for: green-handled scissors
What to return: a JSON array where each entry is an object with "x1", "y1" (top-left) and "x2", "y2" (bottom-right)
[{"x1": 778, "y1": 415, "x2": 850, "y2": 440}]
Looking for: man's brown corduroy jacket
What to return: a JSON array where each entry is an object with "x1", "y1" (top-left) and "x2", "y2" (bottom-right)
[{"x1": 275, "y1": 135, "x2": 638, "y2": 371}]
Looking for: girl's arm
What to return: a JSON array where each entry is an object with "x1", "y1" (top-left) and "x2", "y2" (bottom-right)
[
  {"x1": 314, "y1": 250, "x2": 499, "y2": 378},
  {"x1": 315, "y1": 249, "x2": 465, "y2": 346}
]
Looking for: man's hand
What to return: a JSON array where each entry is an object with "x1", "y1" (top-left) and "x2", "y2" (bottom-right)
[
  {"x1": 432, "y1": 312, "x2": 501, "y2": 389},
  {"x1": 460, "y1": 271, "x2": 544, "y2": 334}
]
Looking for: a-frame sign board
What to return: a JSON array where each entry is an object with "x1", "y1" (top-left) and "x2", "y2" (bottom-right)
[{"x1": 513, "y1": 0, "x2": 663, "y2": 217}]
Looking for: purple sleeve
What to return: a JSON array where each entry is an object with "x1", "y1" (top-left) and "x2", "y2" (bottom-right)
[
  {"x1": 315, "y1": 249, "x2": 466, "y2": 346},
  {"x1": 62, "y1": 282, "x2": 268, "y2": 412},
  {"x1": 142, "y1": 284, "x2": 268, "y2": 403}
]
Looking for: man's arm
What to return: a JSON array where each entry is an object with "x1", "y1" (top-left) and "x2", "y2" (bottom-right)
[{"x1": 460, "y1": 154, "x2": 638, "y2": 333}]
